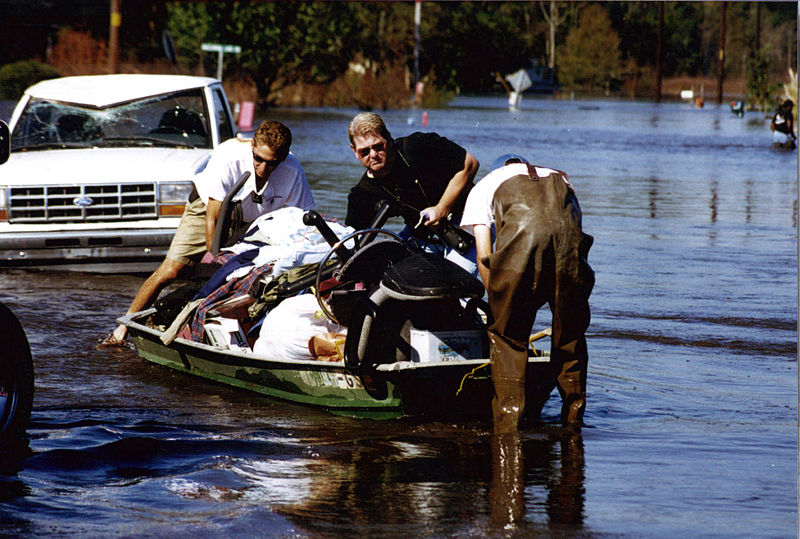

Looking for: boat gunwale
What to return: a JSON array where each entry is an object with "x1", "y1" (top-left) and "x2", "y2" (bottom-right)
[{"x1": 119, "y1": 310, "x2": 551, "y2": 371}]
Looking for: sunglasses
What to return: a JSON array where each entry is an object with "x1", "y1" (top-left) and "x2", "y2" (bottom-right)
[
  {"x1": 356, "y1": 142, "x2": 386, "y2": 158},
  {"x1": 252, "y1": 152, "x2": 283, "y2": 167}
]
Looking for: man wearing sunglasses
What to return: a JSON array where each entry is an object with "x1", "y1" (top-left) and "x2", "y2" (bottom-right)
[
  {"x1": 101, "y1": 120, "x2": 314, "y2": 347},
  {"x1": 345, "y1": 112, "x2": 479, "y2": 273}
]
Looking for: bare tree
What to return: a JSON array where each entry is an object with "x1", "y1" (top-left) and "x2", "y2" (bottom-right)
[{"x1": 539, "y1": 0, "x2": 563, "y2": 69}]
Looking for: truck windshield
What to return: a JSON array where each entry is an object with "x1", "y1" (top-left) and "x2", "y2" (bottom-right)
[{"x1": 11, "y1": 89, "x2": 212, "y2": 151}]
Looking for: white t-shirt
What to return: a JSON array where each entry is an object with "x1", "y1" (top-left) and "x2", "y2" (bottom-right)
[
  {"x1": 194, "y1": 137, "x2": 315, "y2": 222},
  {"x1": 460, "y1": 163, "x2": 567, "y2": 232}
]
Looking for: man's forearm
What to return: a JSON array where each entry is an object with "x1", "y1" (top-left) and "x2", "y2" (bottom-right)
[
  {"x1": 427, "y1": 153, "x2": 479, "y2": 224},
  {"x1": 473, "y1": 224, "x2": 492, "y2": 291},
  {"x1": 205, "y1": 199, "x2": 222, "y2": 251}
]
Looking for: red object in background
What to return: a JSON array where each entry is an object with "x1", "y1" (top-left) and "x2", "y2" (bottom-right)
[{"x1": 238, "y1": 101, "x2": 255, "y2": 130}]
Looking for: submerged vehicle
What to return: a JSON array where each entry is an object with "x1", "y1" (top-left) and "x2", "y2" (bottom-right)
[
  {"x1": 121, "y1": 203, "x2": 551, "y2": 420},
  {"x1": 1, "y1": 74, "x2": 236, "y2": 272}
]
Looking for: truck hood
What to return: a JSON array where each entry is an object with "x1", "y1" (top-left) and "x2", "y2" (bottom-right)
[{"x1": 0, "y1": 147, "x2": 212, "y2": 185}]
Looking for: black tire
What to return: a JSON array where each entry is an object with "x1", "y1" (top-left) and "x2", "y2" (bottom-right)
[{"x1": 0, "y1": 302, "x2": 34, "y2": 439}]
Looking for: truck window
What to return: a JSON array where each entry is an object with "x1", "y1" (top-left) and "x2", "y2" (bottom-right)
[{"x1": 213, "y1": 89, "x2": 233, "y2": 143}]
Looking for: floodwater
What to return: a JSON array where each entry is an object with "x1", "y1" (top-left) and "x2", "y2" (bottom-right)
[{"x1": 0, "y1": 96, "x2": 796, "y2": 536}]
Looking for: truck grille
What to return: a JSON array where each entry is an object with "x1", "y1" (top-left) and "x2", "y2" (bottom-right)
[{"x1": 8, "y1": 183, "x2": 158, "y2": 223}]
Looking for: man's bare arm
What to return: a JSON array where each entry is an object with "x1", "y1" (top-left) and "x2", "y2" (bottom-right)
[
  {"x1": 473, "y1": 223, "x2": 492, "y2": 291},
  {"x1": 205, "y1": 198, "x2": 222, "y2": 251},
  {"x1": 422, "y1": 152, "x2": 479, "y2": 226}
]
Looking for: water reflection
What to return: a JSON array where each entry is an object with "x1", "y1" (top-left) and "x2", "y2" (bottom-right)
[
  {"x1": 490, "y1": 429, "x2": 585, "y2": 533},
  {"x1": 0, "y1": 437, "x2": 33, "y2": 507},
  {"x1": 744, "y1": 178, "x2": 753, "y2": 225},
  {"x1": 648, "y1": 176, "x2": 659, "y2": 221},
  {"x1": 271, "y1": 427, "x2": 586, "y2": 535},
  {"x1": 710, "y1": 179, "x2": 718, "y2": 223}
]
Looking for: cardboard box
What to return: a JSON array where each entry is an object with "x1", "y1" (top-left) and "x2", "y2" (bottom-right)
[
  {"x1": 204, "y1": 317, "x2": 251, "y2": 353},
  {"x1": 409, "y1": 329, "x2": 484, "y2": 363}
]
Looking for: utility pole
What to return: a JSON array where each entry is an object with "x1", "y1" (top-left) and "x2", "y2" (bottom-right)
[
  {"x1": 108, "y1": 0, "x2": 121, "y2": 74},
  {"x1": 656, "y1": 2, "x2": 664, "y2": 103},
  {"x1": 717, "y1": 2, "x2": 726, "y2": 105},
  {"x1": 414, "y1": 0, "x2": 422, "y2": 104}
]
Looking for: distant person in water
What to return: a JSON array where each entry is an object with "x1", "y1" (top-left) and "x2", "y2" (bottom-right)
[
  {"x1": 771, "y1": 99, "x2": 796, "y2": 149},
  {"x1": 460, "y1": 154, "x2": 594, "y2": 433}
]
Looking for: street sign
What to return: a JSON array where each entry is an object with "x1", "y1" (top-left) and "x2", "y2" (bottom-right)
[
  {"x1": 201, "y1": 43, "x2": 242, "y2": 54},
  {"x1": 200, "y1": 43, "x2": 242, "y2": 81}
]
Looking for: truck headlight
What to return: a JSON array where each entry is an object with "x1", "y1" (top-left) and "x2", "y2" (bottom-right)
[
  {"x1": 0, "y1": 187, "x2": 7, "y2": 221},
  {"x1": 158, "y1": 182, "x2": 194, "y2": 217}
]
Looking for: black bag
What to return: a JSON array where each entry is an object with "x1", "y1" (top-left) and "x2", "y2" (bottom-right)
[{"x1": 433, "y1": 220, "x2": 475, "y2": 255}]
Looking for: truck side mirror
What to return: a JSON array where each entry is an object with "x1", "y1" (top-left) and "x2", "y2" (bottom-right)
[{"x1": 0, "y1": 121, "x2": 9, "y2": 165}]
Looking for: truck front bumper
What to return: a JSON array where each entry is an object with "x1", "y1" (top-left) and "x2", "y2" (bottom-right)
[{"x1": 0, "y1": 228, "x2": 176, "y2": 273}]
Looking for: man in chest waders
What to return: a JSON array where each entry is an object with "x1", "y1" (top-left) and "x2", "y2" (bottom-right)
[{"x1": 460, "y1": 155, "x2": 594, "y2": 433}]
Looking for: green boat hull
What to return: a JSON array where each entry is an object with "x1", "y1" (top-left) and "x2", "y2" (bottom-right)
[{"x1": 123, "y1": 311, "x2": 549, "y2": 421}]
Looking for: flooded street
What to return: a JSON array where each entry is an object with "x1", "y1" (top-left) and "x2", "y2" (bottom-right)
[{"x1": 1, "y1": 96, "x2": 796, "y2": 536}]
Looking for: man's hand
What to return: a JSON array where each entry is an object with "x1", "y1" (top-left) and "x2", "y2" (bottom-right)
[{"x1": 419, "y1": 206, "x2": 446, "y2": 227}]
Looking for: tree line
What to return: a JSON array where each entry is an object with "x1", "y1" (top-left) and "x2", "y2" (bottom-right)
[{"x1": 1, "y1": 1, "x2": 796, "y2": 107}]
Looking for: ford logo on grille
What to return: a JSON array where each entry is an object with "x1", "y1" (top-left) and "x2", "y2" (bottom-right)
[{"x1": 73, "y1": 196, "x2": 94, "y2": 207}]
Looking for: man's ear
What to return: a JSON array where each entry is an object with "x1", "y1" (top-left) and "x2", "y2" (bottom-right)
[{"x1": 350, "y1": 144, "x2": 359, "y2": 159}]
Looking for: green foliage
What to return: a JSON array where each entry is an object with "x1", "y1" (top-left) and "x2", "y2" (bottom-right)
[
  {"x1": 422, "y1": 2, "x2": 536, "y2": 92},
  {"x1": 167, "y1": 2, "x2": 361, "y2": 104},
  {"x1": 154, "y1": 0, "x2": 797, "y2": 103},
  {"x1": 746, "y1": 49, "x2": 777, "y2": 112},
  {"x1": 0, "y1": 61, "x2": 60, "y2": 100},
  {"x1": 166, "y1": 2, "x2": 213, "y2": 71},
  {"x1": 559, "y1": 5, "x2": 622, "y2": 92}
]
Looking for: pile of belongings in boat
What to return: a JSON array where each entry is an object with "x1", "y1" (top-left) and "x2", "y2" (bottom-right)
[{"x1": 149, "y1": 207, "x2": 352, "y2": 362}]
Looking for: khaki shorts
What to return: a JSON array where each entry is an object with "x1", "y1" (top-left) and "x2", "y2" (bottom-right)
[{"x1": 165, "y1": 197, "x2": 207, "y2": 266}]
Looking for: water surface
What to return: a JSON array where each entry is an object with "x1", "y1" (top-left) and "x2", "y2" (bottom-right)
[{"x1": 0, "y1": 96, "x2": 796, "y2": 536}]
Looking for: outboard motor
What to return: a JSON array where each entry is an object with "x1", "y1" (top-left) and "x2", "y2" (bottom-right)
[{"x1": 343, "y1": 250, "x2": 487, "y2": 373}]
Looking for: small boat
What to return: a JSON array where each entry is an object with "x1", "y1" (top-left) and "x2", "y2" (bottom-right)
[
  {"x1": 120, "y1": 206, "x2": 551, "y2": 421},
  {"x1": 121, "y1": 308, "x2": 549, "y2": 420}
]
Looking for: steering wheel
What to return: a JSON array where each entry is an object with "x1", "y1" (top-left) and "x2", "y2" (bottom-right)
[{"x1": 314, "y1": 228, "x2": 403, "y2": 323}]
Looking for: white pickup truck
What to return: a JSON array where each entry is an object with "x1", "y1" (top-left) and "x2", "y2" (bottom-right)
[{"x1": 1, "y1": 74, "x2": 236, "y2": 272}]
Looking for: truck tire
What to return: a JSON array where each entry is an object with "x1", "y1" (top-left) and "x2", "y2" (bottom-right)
[{"x1": 0, "y1": 302, "x2": 34, "y2": 439}]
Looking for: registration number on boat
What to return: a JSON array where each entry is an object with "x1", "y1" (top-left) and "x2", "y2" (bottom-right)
[{"x1": 301, "y1": 370, "x2": 364, "y2": 390}]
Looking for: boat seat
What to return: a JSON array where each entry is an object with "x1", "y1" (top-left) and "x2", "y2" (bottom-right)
[
  {"x1": 380, "y1": 251, "x2": 483, "y2": 300},
  {"x1": 336, "y1": 238, "x2": 411, "y2": 284},
  {"x1": 326, "y1": 239, "x2": 411, "y2": 326}
]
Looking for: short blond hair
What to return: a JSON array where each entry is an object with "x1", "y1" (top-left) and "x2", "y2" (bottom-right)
[
  {"x1": 348, "y1": 112, "x2": 392, "y2": 145},
  {"x1": 254, "y1": 120, "x2": 292, "y2": 160}
]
